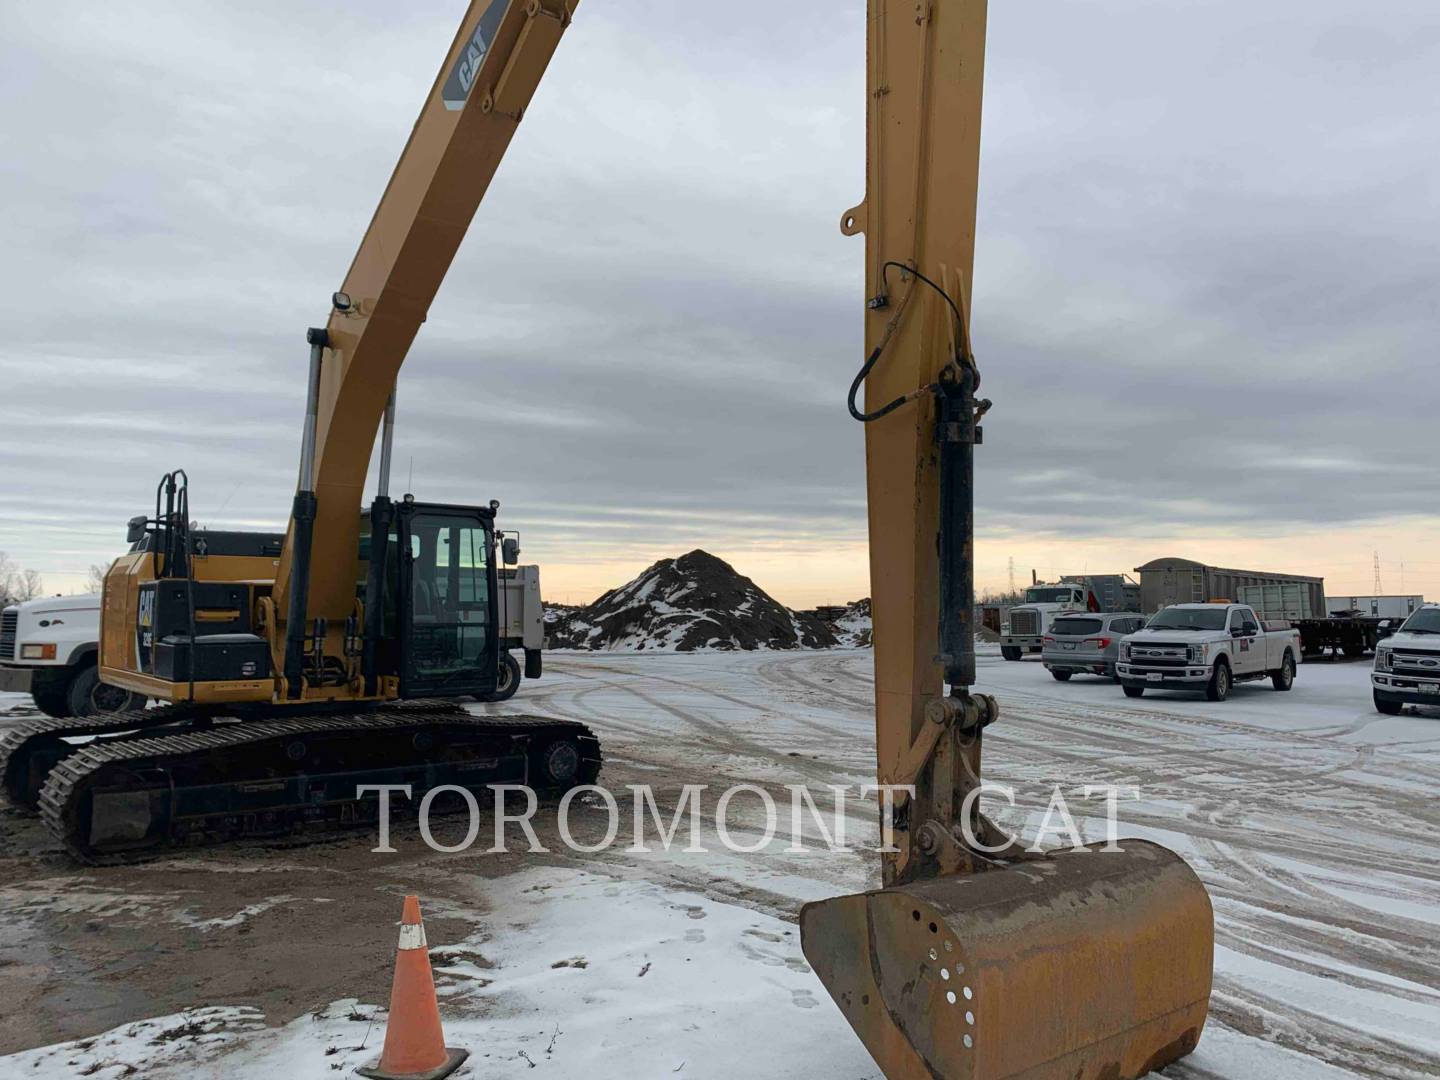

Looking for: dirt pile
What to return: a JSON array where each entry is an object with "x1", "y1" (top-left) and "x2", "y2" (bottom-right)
[
  {"x1": 830, "y1": 597, "x2": 871, "y2": 648},
  {"x1": 544, "y1": 550, "x2": 838, "y2": 652}
]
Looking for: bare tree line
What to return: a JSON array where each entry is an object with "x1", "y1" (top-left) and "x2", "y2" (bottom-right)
[
  {"x1": 0, "y1": 552, "x2": 43, "y2": 607},
  {"x1": 0, "y1": 555, "x2": 113, "y2": 607}
]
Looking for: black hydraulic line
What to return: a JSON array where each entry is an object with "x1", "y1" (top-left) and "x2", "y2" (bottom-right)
[
  {"x1": 173, "y1": 471, "x2": 197, "y2": 705},
  {"x1": 283, "y1": 329, "x2": 327, "y2": 699},
  {"x1": 937, "y1": 368, "x2": 979, "y2": 692},
  {"x1": 284, "y1": 493, "x2": 317, "y2": 699},
  {"x1": 362, "y1": 496, "x2": 392, "y2": 697},
  {"x1": 284, "y1": 491, "x2": 317, "y2": 699},
  {"x1": 843, "y1": 259, "x2": 990, "y2": 694},
  {"x1": 847, "y1": 260, "x2": 976, "y2": 425}
]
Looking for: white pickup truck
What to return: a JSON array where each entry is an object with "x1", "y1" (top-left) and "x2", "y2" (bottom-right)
[
  {"x1": 1371, "y1": 603, "x2": 1440, "y2": 714},
  {"x1": 1116, "y1": 603, "x2": 1301, "y2": 702}
]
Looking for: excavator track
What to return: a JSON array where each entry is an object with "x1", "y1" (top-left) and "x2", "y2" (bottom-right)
[
  {"x1": 25, "y1": 702, "x2": 599, "y2": 865},
  {"x1": 1, "y1": 703, "x2": 210, "y2": 810}
]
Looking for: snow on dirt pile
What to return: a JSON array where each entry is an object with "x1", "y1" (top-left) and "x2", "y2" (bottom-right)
[
  {"x1": 545, "y1": 550, "x2": 838, "y2": 652},
  {"x1": 830, "y1": 597, "x2": 871, "y2": 647}
]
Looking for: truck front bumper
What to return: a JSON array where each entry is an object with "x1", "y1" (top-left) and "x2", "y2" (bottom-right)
[
  {"x1": 1372, "y1": 672, "x2": 1440, "y2": 707},
  {"x1": 0, "y1": 666, "x2": 34, "y2": 694},
  {"x1": 1116, "y1": 663, "x2": 1211, "y2": 690},
  {"x1": 1001, "y1": 636, "x2": 1042, "y2": 651}
]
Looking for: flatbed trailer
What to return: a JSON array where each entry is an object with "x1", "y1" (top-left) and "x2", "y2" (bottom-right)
[{"x1": 1291, "y1": 615, "x2": 1387, "y2": 658}]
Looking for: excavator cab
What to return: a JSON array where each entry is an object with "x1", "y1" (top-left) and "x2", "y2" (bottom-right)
[
  {"x1": 100, "y1": 481, "x2": 509, "y2": 708},
  {"x1": 392, "y1": 501, "x2": 501, "y2": 700}
]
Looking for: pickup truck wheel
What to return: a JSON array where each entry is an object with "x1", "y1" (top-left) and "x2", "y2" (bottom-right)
[
  {"x1": 1271, "y1": 654, "x2": 1295, "y2": 691},
  {"x1": 1000, "y1": 646, "x2": 1023, "y2": 662},
  {"x1": 1122, "y1": 685, "x2": 1145, "y2": 698},
  {"x1": 1050, "y1": 670, "x2": 1072, "y2": 682},
  {"x1": 1373, "y1": 691, "x2": 1403, "y2": 716},
  {"x1": 30, "y1": 676, "x2": 74, "y2": 719},
  {"x1": 1205, "y1": 661, "x2": 1231, "y2": 702},
  {"x1": 66, "y1": 665, "x2": 146, "y2": 717},
  {"x1": 481, "y1": 652, "x2": 522, "y2": 703}
]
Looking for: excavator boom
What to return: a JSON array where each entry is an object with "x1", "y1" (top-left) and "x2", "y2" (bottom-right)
[
  {"x1": 797, "y1": 2, "x2": 1214, "y2": 1077},
  {"x1": 274, "y1": 0, "x2": 578, "y2": 656}
]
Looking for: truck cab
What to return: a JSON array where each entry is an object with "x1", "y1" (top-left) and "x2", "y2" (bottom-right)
[
  {"x1": 1, "y1": 595, "x2": 146, "y2": 717},
  {"x1": 1371, "y1": 603, "x2": 1440, "y2": 714},
  {"x1": 1000, "y1": 583, "x2": 1097, "y2": 661},
  {"x1": 1116, "y1": 603, "x2": 1302, "y2": 702}
]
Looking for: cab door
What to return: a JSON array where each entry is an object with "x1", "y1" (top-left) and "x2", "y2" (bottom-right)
[
  {"x1": 1229, "y1": 608, "x2": 1262, "y2": 675},
  {"x1": 397, "y1": 505, "x2": 499, "y2": 699}
]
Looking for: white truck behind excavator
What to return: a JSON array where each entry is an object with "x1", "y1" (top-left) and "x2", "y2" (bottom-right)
[
  {"x1": 0, "y1": 594, "x2": 143, "y2": 717},
  {"x1": 1000, "y1": 581, "x2": 1099, "y2": 661}
]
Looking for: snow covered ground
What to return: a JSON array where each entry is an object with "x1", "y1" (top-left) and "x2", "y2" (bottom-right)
[{"x1": 1, "y1": 648, "x2": 1437, "y2": 1079}]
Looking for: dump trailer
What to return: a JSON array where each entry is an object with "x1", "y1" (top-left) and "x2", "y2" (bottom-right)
[
  {"x1": 3, "y1": 2, "x2": 1214, "y2": 1076},
  {"x1": 1136, "y1": 557, "x2": 1324, "y2": 616}
]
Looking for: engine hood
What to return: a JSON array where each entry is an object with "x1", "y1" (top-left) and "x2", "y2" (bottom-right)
[
  {"x1": 1382, "y1": 631, "x2": 1440, "y2": 652},
  {"x1": 1127, "y1": 627, "x2": 1216, "y2": 641},
  {"x1": 9, "y1": 594, "x2": 100, "y2": 617}
]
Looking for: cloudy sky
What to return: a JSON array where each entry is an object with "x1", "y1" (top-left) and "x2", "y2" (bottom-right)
[{"x1": 2, "y1": 0, "x2": 1436, "y2": 607}]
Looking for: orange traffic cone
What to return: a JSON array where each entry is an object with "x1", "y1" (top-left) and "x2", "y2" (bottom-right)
[{"x1": 357, "y1": 895, "x2": 469, "y2": 1080}]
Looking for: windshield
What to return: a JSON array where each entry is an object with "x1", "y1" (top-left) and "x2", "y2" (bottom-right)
[
  {"x1": 1026, "y1": 587, "x2": 1080, "y2": 604},
  {"x1": 1051, "y1": 617, "x2": 1102, "y2": 636},
  {"x1": 1146, "y1": 607, "x2": 1228, "y2": 631},
  {"x1": 1399, "y1": 607, "x2": 1440, "y2": 635}
]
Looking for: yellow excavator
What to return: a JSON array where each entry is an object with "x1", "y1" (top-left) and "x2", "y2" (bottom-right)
[{"x1": 0, "y1": 2, "x2": 1213, "y2": 1076}]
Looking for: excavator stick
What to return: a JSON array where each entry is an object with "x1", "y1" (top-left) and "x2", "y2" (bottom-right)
[
  {"x1": 801, "y1": 841, "x2": 1213, "y2": 1079},
  {"x1": 803, "y1": 1, "x2": 1216, "y2": 1075}
]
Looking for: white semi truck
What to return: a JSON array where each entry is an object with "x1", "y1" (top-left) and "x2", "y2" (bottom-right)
[
  {"x1": 2, "y1": 563, "x2": 546, "y2": 717},
  {"x1": 1000, "y1": 582, "x2": 1100, "y2": 661}
]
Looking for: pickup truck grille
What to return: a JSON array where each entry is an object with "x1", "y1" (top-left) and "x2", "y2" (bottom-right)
[
  {"x1": 1130, "y1": 645, "x2": 1188, "y2": 661},
  {"x1": 1391, "y1": 649, "x2": 1440, "y2": 673},
  {"x1": 0, "y1": 610, "x2": 16, "y2": 661},
  {"x1": 1129, "y1": 655, "x2": 1188, "y2": 668},
  {"x1": 1010, "y1": 610, "x2": 1039, "y2": 636}
]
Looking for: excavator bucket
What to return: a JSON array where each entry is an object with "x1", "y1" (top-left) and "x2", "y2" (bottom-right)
[{"x1": 800, "y1": 840, "x2": 1213, "y2": 1080}]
